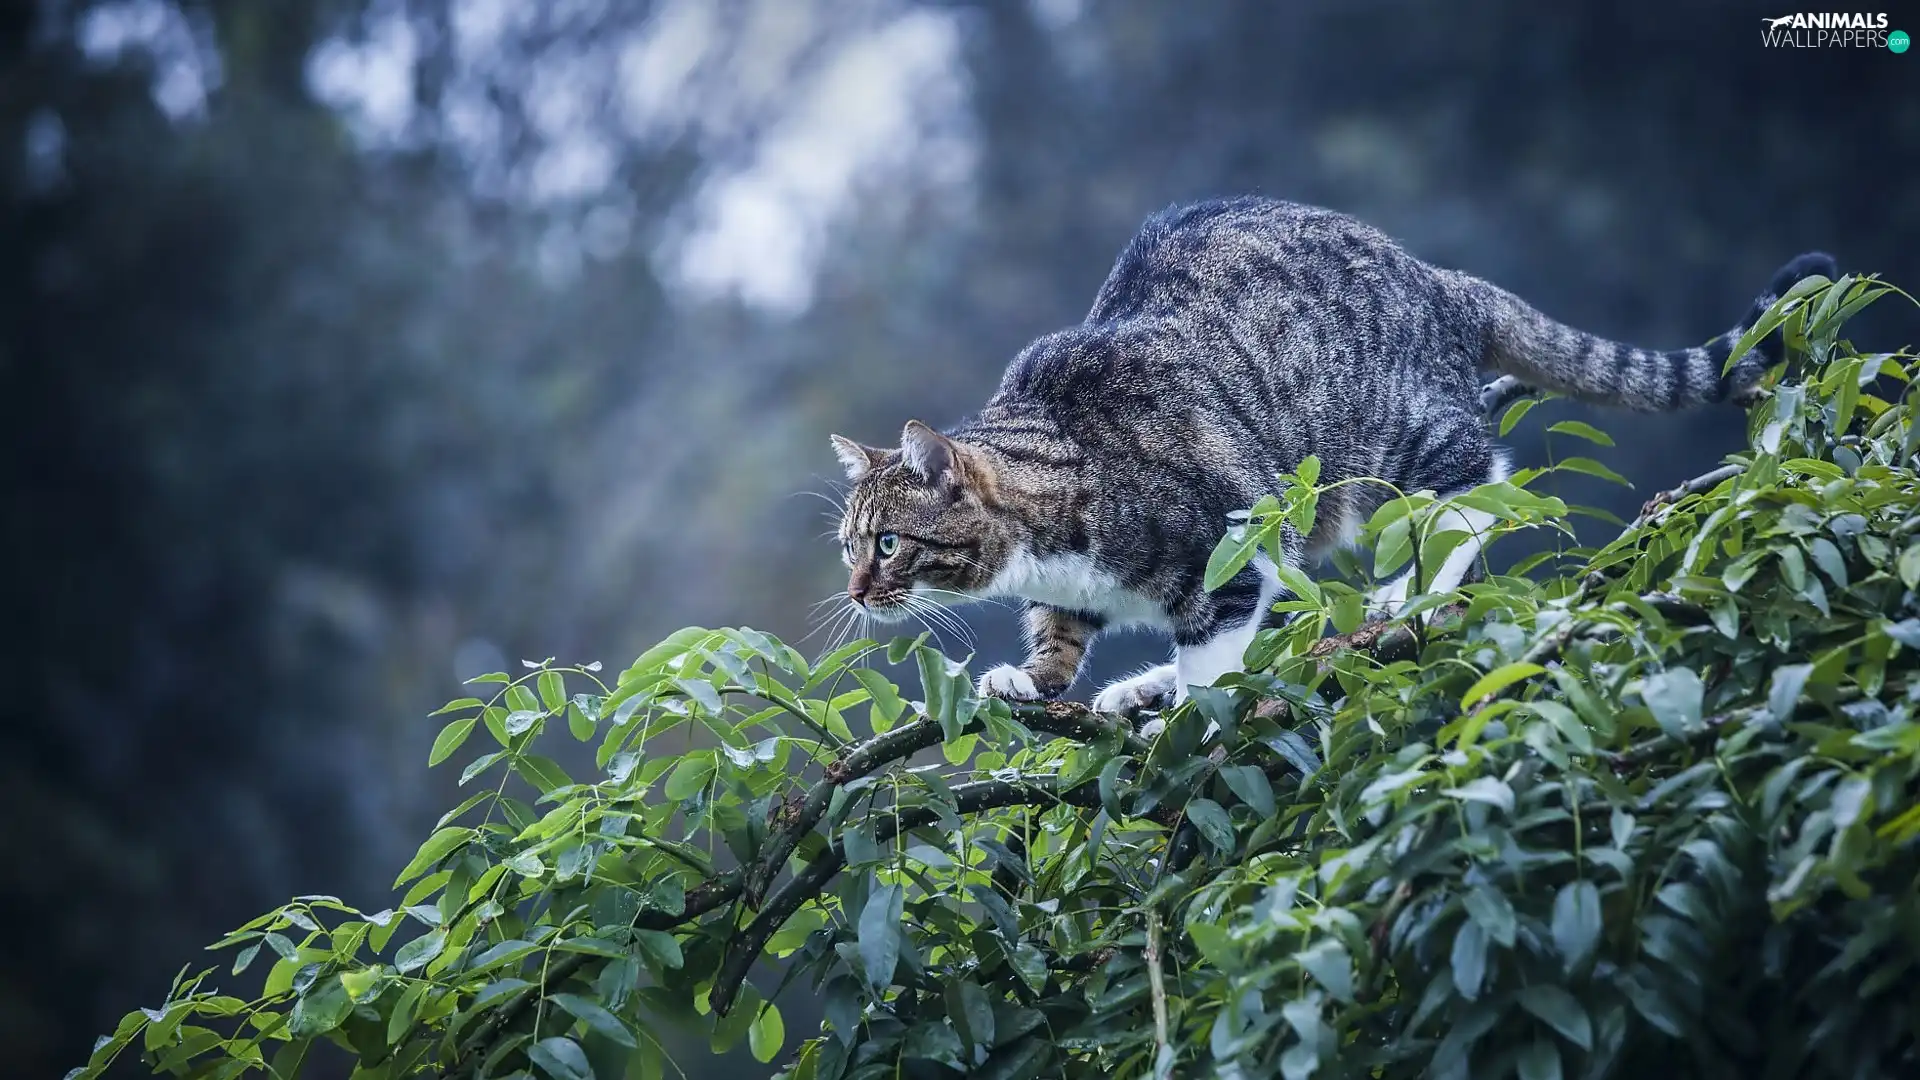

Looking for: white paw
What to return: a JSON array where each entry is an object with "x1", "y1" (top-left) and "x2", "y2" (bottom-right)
[
  {"x1": 978, "y1": 664, "x2": 1041, "y2": 701},
  {"x1": 1093, "y1": 664, "x2": 1178, "y2": 716}
]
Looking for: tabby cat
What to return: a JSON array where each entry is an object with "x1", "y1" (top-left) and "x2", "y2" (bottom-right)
[{"x1": 827, "y1": 196, "x2": 1832, "y2": 719}]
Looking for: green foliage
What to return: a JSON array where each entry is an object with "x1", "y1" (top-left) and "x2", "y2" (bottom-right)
[{"x1": 82, "y1": 280, "x2": 1920, "y2": 1078}]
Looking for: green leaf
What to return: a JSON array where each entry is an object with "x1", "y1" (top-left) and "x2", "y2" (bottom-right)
[
  {"x1": 1552, "y1": 881, "x2": 1602, "y2": 973},
  {"x1": 663, "y1": 754, "x2": 716, "y2": 800},
  {"x1": 1499, "y1": 394, "x2": 1542, "y2": 436},
  {"x1": 1098, "y1": 755, "x2": 1128, "y2": 821},
  {"x1": 1218, "y1": 764, "x2": 1275, "y2": 817},
  {"x1": 1525, "y1": 700, "x2": 1594, "y2": 755},
  {"x1": 632, "y1": 930, "x2": 684, "y2": 971},
  {"x1": 339, "y1": 965, "x2": 381, "y2": 1002},
  {"x1": 288, "y1": 974, "x2": 353, "y2": 1036},
  {"x1": 231, "y1": 943, "x2": 261, "y2": 976},
  {"x1": 393, "y1": 828, "x2": 470, "y2": 888},
  {"x1": 1204, "y1": 523, "x2": 1263, "y2": 593},
  {"x1": 567, "y1": 702, "x2": 594, "y2": 741},
  {"x1": 1442, "y1": 777, "x2": 1514, "y2": 815},
  {"x1": 395, "y1": 929, "x2": 446, "y2": 974},
  {"x1": 551, "y1": 993, "x2": 637, "y2": 1048},
  {"x1": 1547, "y1": 419, "x2": 1615, "y2": 446},
  {"x1": 1185, "y1": 798, "x2": 1236, "y2": 855},
  {"x1": 916, "y1": 648, "x2": 966, "y2": 741},
  {"x1": 749, "y1": 1002, "x2": 786, "y2": 1064},
  {"x1": 431, "y1": 696, "x2": 484, "y2": 717},
  {"x1": 1898, "y1": 543, "x2": 1920, "y2": 590},
  {"x1": 858, "y1": 884, "x2": 904, "y2": 990},
  {"x1": 528, "y1": 1036, "x2": 593, "y2": 1080},
  {"x1": 851, "y1": 668, "x2": 905, "y2": 731},
  {"x1": 1460, "y1": 662, "x2": 1546, "y2": 707},
  {"x1": 1554, "y1": 456, "x2": 1630, "y2": 487},
  {"x1": 842, "y1": 823, "x2": 881, "y2": 868},
  {"x1": 1330, "y1": 589, "x2": 1365, "y2": 633},
  {"x1": 1640, "y1": 668, "x2": 1704, "y2": 737},
  {"x1": 516, "y1": 755, "x2": 574, "y2": 793},
  {"x1": 1374, "y1": 515, "x2": 1414, "y2": 578},
  {"x1": 1809, "y1": 537, "x2": 1848, "y2": 587},
  {"x1": 675, "y1": 677, "x2": 725, "y2": 714},
  {"x1": 429, "y1": 717, "x2": 478, "y2": 766},
  {"x1": 387, "y1": 980, "x2": 428, "y2": 1045},
  {"x1": 1296, "y1": 938, "x2": 1353, "y2": 1003},
  {"x1": 1464, "y1": 886, "x2": 1517, "y2": 947},
  {"x1": 537, "y1": 670, "x2": 566, "y2": 711},
  {"x1": 1451, "y1": 919, "x2": 1487, "y2": 999},
  {"x1": 1770, "y1": 663, "x2": 1812, "y2": 720},
  {"x1": 1295, "y1": 454, "x2": 1321, "y2": 487},
  {"x1": 1726, "y1": 283, "x2": 1819, "y2": 375},
  {"x1": 1274, "y1": 561, "x2": 1322, "y2": 606},
  {"x1": 1518, "y1": 985, "x2": 1593, "y2": 1050},
  {"x1": 945, "y1": 980, "x2": 996, "y2": 1050},
  {"x1": 886, "y1": 633, "x2": 928, "y2": 665},
  {"x1": 459, "y1": 750, "x2": 506, "y2": 786},
  {"x1": 1010, "y1": 943, "x2": 1047, "y2": 995},
  {"x1": 1187, "y1": 685, "x2": 1240, "y2": 738}
]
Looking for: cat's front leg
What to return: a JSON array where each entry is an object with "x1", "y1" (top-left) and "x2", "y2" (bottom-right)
[{"x1": 977, "y1": 603, "x2": 1100, "y2": 702}]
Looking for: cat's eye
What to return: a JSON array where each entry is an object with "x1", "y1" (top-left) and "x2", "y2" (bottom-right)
[{"x1": 876, "y1": 533, "x2": 899, "y2": 558}]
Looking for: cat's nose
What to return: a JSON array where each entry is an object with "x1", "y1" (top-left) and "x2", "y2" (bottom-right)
[{"x1": 848, "y1": 583, "x2": 869, "y2": 605}]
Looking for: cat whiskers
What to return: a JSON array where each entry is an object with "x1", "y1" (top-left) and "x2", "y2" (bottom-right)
[
  {"x1": 802, "y1": 593, "x2": 866, "y2": 655},
  {"x1": 897, "y1": 591, "x2": 976, "y2": 652},
  {"x1": 916, "y1": 584, "x2": 1010, "y2": 612},
  {"x1": 792, "y1": 487, "x2": 850, "y2": 533}
]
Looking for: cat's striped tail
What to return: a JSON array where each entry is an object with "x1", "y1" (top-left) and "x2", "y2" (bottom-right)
[{"x1": 1452, "y1": 252, "x2": 1837, "y2": 411}]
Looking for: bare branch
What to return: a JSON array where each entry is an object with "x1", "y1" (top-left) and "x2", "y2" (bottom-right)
[
  {"x1": 747, "y1": 700, "x2": 1147, "y2": 905},
  {"x1": 712, "y1": 775, "x2": 1103, "y2": 1016}
]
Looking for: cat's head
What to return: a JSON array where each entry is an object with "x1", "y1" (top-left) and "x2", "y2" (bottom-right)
[{"x1": 828, "y1": 421, "x2": 1015, "y2": 623}]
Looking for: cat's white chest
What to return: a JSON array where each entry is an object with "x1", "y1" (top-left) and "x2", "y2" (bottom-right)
[{"x1": 981, "y1": 549, "x2": 1169, "y2": 628}]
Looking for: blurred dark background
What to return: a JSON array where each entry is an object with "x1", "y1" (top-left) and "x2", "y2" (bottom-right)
[{"x1": 4, "y1": 0, "x2": 1917, "y2": 1074}]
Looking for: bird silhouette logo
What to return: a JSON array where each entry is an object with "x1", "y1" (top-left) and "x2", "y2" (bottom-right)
[{"x1": 1762, "y1": 15, "x2": 1797, "y2": 28}]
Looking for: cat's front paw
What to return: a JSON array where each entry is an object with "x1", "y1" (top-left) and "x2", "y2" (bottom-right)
[{"x1": 978, "y1": 664, "x2": 1041, "y2": 701}]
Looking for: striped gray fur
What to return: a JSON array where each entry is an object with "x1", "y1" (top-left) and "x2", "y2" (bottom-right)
[{"x1": 828, "y1": 196, "x2": 1834, "y2": 718}]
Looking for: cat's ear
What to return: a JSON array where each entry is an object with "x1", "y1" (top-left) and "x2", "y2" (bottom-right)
[
  {"x1": 899, "y1": 420, "x2": 959, "y2": 488},
  {"x1": 829, "y1": 435, "x2": 887, "y2": 481}
]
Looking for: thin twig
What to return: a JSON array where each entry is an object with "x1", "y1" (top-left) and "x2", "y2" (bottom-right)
[
  {"x1": 442, "y1": 871, "x2": 746, "y2": 1080},
  {"x1": 1631, "y1": 463, "x2": 1746, "y2": 529},
  {"x1": 1144, "y1": 912, "x2": 1172, "y2": 1074},
  {"x1": 1606, "y1": 687, "x2": 1861, "y2": 773}
]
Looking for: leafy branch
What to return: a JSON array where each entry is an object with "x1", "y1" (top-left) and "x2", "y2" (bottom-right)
[{"x1": 79, "y1": 271, "x2": 1920, "y2": 1080}]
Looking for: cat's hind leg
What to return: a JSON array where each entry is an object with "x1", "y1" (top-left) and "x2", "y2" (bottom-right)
[
  {"x1": 1368, "y1": 438, "x2": 1509, "y2": 619},
  {"x1": 1132, "y1": 559, "x2": 1281, "y2": 735},
  {"x1": 1091, "y1": 662, "x2": 1178, "y2": 716}
]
